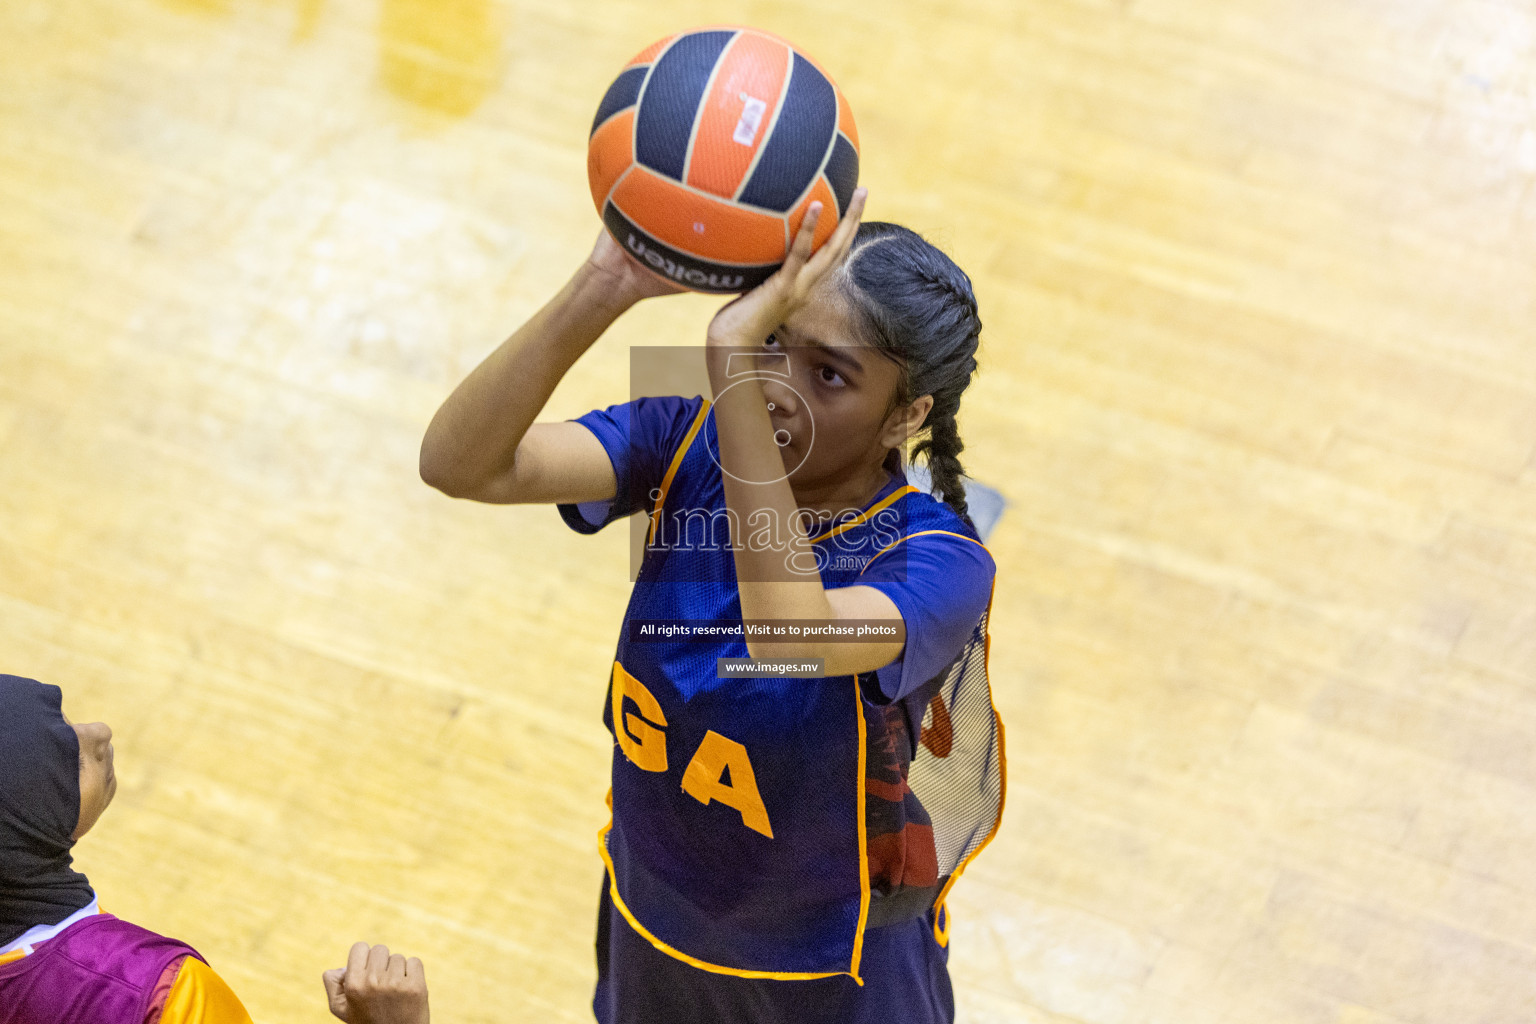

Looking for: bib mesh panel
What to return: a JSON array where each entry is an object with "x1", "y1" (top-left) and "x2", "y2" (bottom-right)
[{"x1": 911, "y1": 600, "x2": 1001, "y2": 889}]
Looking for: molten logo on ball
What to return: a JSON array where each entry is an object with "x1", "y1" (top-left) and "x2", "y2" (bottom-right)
[{"x1": 624, "y1": 232, "x2": 746, "y2": 291}]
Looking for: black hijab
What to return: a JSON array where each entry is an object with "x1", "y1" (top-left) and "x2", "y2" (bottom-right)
[{"x1": 0, "y1": 675, "x2": 94, "y2": 947}]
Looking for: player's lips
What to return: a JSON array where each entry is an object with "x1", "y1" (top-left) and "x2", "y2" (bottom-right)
[{"x1": 767, "y1": 405, "x2": 807, "y2": 455}]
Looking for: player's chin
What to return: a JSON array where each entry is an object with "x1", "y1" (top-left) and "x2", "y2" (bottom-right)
[{"x1": 781, "y1": 445, "x2": 827, "y2": 487}]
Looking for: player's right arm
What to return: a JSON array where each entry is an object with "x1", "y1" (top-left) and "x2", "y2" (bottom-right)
[{"x1": 419, "y1": 232, "x2": 682, "y2": 504}]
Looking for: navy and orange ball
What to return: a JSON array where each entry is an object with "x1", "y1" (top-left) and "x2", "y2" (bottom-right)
[{"x1": 587, "y1": 27, "x2": 861, "y2": 294}]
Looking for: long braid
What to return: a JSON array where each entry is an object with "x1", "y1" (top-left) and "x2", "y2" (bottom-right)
[
  {"x1": 841, "y1": 223, "x2": 982, "y2": 528},
  {"x1": 910, "y1": 389, "x2": 974, "y2": 522}
]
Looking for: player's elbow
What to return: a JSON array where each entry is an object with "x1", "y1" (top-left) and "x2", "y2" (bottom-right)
[
  {"x1": 418, "y1": 447, "x2": 462, "y2": 496},
  {"x1": 418, "y1": 443, "x2": 484, "y2": 499}
]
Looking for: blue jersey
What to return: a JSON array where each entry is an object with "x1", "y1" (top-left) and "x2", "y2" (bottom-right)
[{"x1": 560, "y1": 395, "x2": 1003, "y2": 1013}]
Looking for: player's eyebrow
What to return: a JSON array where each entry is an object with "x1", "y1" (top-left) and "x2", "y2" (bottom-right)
[{"x1": 781, "y1": 326, "x2": 867, "y2": 376}]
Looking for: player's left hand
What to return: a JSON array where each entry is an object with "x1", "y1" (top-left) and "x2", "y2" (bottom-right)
[{"x1": 705, "y1": 187, "x2": 868, "y2": 364}]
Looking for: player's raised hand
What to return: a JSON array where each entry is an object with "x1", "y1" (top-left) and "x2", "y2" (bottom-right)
[
  {"x1": 323, "y1": 942, "x2": 429, "y2": 1024},
  {"x1": 705, "y1": 186, "x2": 868, "y2": 356},
  {"x1": 584, "y1": 228, "x2": 689, "y2": 302}
]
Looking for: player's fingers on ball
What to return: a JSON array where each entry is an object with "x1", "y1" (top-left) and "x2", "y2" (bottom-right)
[
  {"x1": 835, "y1": 203, "x2": 864, "y2": 257},
  {"x1": 826, "y1": 189, "x2": 867, "y2": 261},
  {"x1": 817, "y1": 196, "x2": 864, "y2": 273},
  {"x1": 346, "y1": 942, "x2": 371, "y2": 979},
  {"x1": 795, "y1": 201, "x2": 823, "y2": 243},
  {"x1": 847, "y1": 186, "x2": 869, "y2": 220},
  {"x1": 803, "y1": 235, "x2": 850, "y2": 288},
  {"x1": 322, "y1": 968, "x2": 346, "y2": 999},
  {"x1": 387, "y1": 953, "x2": 408, "y2": 980},
  {"x1": 806, "y1": 201, "x2": 862, "y2": 279},
  {"x1": 787, "y1": 202, "x2": 822, "y2": 266},
  {"x1": 832, "y1": 189, "x2": 865, "y2": 240},
  {"x1": 406, "y1": 957, "x2": 426, "y2": 983}
]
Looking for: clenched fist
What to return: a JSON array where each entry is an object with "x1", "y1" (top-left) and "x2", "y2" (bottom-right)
[{"x1": 323, "y1": 942, "x2": 429, "y2": 1024}]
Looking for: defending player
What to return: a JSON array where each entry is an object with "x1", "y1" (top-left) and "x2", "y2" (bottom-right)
[
  {"x1": 0, "y1": 673, "x2": 431, "y2": 1024},
  {"x1": 420, "y1": 191, "x2": 1003, "y2": 1024}
]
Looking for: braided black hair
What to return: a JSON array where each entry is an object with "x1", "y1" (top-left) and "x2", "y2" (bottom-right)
[{"x1": 838, "y1": 222, "x2": 982, "y2": 527}]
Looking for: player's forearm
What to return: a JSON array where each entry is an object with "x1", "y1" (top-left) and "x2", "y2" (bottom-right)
[
  {"x1": 712, "y1": 375, "x2": 905, "y2": 674},
  {"x1": 419, "y1": 265, "x2": 635, "y2": 496},
  {"x1": 710, "y1": 376, "x2": 835, "y2": 634}
]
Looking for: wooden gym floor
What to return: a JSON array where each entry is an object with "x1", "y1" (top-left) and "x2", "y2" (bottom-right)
[{"x1": 3, "y1": 0, "x2": 1534, "y2": 1020}]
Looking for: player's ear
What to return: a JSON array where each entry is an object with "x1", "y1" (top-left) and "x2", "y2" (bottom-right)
[{"x1": 880, "y1": 393, "x2": 932, "y2": 450}]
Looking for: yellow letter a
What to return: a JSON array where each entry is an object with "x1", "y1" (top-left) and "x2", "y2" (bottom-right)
[{"x1": 681, "y1": 730, "x2": 774, "y2": 838}]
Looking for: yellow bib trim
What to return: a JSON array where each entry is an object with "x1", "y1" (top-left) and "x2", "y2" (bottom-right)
[{"x1": 646, "y1": 399, "x2": 712, "y2": 546}]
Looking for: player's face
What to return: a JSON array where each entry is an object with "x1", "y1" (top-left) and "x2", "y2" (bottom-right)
[
  {"x1": 756, "y1": 277, "x2": 916, "y2": 505},
  {"x1": 65, "y1": 716, "x2": 117, "y2": 841}
]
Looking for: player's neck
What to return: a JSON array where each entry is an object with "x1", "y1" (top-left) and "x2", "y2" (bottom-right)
[{"x1": 790, "y1": 461, "x2": 896, "y2": 527}]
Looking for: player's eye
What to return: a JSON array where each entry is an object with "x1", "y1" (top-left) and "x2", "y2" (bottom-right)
[
  {"x1": 762, "y1": 332, "x2": 781, "y2": 349},
  {"x1": 817, "y1": 365, "x2": 846, "y2": 388}
]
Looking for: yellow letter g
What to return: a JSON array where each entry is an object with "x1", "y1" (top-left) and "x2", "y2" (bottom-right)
[{"x1": 611, "y1": 661, "x2": 668, "y2": 773}]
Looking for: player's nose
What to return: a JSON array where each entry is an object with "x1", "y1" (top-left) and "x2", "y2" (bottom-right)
[
  {"x1": 760, "y1": 377, "x2": 799, "y2": 418},
  {"x1": 80, "y1": 721, "x2": 112, "y2": 755}
]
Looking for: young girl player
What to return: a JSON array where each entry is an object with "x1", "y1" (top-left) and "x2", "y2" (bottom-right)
[{"x1": 420, "y1": 191, "x2": 1004, "y2": 1024}]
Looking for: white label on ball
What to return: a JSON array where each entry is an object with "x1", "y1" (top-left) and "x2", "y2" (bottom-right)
[{"x1": 733, "y1": 95, "x2": 768, "y2": 147}]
